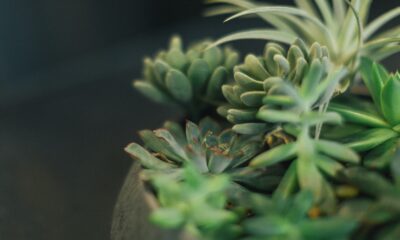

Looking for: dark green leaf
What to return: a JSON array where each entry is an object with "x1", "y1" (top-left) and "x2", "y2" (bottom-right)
[
  {"x1": 206, "y1": 66, "x2": 228, "y2": 100},
  {"x1": 329, "y1": 102, "x2": 389, "y2": 128},
  {"x1": 165, "y1": 69, "x2": 193, "y2": 102},
  {"x1": 345, "y1": 128, "x2": 398, "y2": 152},
  {"x1": 187, "y1": 59, "x2": 211, "y2": 93},
  {"x1": 133, "y1": 81, "x2": 171, "y2": 104},
  {"x1": 381, "y1": 75, "x2": 400, "y2": 125}
]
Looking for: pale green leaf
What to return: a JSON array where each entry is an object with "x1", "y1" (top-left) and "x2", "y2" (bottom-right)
[
  {"x1": 364, "y1": 7, "x2": 400, "y2": 39},
  {"x1": 250, "y1": 143, "x2": 297, "y2": 168},
  {"x1": 209, "y1": 29, "x2": 297, "y2": 49}
]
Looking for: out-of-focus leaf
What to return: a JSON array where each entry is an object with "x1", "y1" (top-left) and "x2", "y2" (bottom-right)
[
  {"x1": 315, "y1": 140, "x2": 360, "y2": 164},
  {"x1": 381, "y1": 75, "x2": 400, "y2": 125},
  {"x1": 345, "y1": 128, "x2": 398, "y2": 152},
  {"x1": 250, "y1": 143, "x2": 297, "y2": 168},
  {"x1": 165, "y1": 69, "x2": 193, "y2": 103}
]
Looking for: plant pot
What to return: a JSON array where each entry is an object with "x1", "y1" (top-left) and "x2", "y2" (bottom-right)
[{"x1": 111, "y1": 162, "x2": 195, "y2": 240}]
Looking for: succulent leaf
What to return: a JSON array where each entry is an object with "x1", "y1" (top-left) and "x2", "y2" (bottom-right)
[{"x1": 380, "y1": 74, "x2": 400, "y2": 125}]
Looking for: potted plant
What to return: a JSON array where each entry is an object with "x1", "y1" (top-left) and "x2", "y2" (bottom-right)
[{"x1": 111, "y1": 1, "x2": 400, "y2": 239}]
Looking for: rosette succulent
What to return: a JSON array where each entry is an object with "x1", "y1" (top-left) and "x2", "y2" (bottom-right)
[
  {"x1": 329, "y1": 59, "x2": 400, "y2": 169},
  {"x1": 133, "y1": 36, "x2": 240, "y2": 119},
  {"x1": 217, "y1": 39, "x2": 330, "y2": 135},
  {"x1": 125, "y1": 118, "x2": 279, "y2": 191}
]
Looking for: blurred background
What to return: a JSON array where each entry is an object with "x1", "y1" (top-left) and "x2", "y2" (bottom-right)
[{"x1": 0, "y1": 0, "x2": 398, "y2": 239}]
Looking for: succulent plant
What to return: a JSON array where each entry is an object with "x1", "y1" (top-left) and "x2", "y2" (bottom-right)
[
  {"x1": 245, "y1": 62, "x2": 360, "y2": 211},
  {"x1": 133, "y1": 36, "x2": 240, "y2": 119},
  {"x1": 329, "y1": 59, "x2": 400, "y2": 169},
  {"x1": 217, "y1": 39, "x2": 330, "y2": 135},
  {"x1": 125, "y1": 118, "x2": 280, "y2": 191},
  {"x1": 243, "y1": 191, "x2": 358, "y2": 240},
  {"x1": 150, "y1": 163, "x2": 240, "y2": 239},
  {"x1": 123, "y1": 1, "x2": 400, "y2": 239},
  {"x1": 339, "y1": 151, "x2": 400, "y2": 239},
  {"x1": 208, "y1": 0, "x2": 400, "y2": 92}
]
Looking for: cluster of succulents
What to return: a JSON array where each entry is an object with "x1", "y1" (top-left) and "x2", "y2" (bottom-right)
[{"x1": 125, "y1": 0, "x2": 400, "y2": 239}]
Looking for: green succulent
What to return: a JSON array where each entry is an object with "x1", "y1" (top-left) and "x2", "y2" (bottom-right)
[
  {"x1": 208, "y1": 0, "x2": 400, "y2": 92},
  {"x1": 217, "y1": 39, "x2": 330, "y2": 135},
  {"x1": 243, "y1": 191, "x2": 357, "y2": 240},
  {"x1": 125, "y1": 118, "x2": 280, "y2": 191},
  {"x1": 133, "y1": 36, "x2": 240, "y2": 119},
  {"x1": 329, "y1": 59, "x2": 400, "y2": 169},
  {"x1": 339, "y1": 151, "x2": 400, "y2": 240},
  {"x1": 150, "y1": 163, "x2": 240, "y2": 240},
  {"x1": 246, "y1": 62, "x2": 360, "y2": 210}
]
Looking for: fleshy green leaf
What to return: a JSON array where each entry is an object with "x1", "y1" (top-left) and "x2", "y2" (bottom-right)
[
  {"x1": 315, "y1": 140, "x2": 360, "y2": 164},
  {"x1": 133, "y1": 81, "x2": 171, "y2": 104},
  {"x1": 188, "y1": 59, "x2": 211, "y2": 93},
  {"x1": 206, "y1": 66, "x2": 228, "y2": 99},
  {"x1": 232, "y1": 123, "x2": 268, "y2": 135},
  {"x1": 124, "y1": 143, "x2": 173, "y2": 170},
  {"x1": 329, "y1": 102, "x2": 389, "y2": 128},
  {"x1": 257, "y1": 109, "x2": 300, "y2": 123},
  {"x1": 364, "y1": 138, "x2": 398, "y2": 169},
  {"x1": 240, "y1": 91, "x2": 265, "y2": 107},
  {"x1": 345, "y1": 128, "x2": 398, "y2": 152},
  {"x1": 251, "y1": 143, "x2": 297, "y2": 168},
  {"x1": 360, "y1": 58, "x2": 387, "y2": 109},
  {"x1": 381, "y1": 75, "x2": 400, "y2": 125},
  {"x1": 165, "y1": 69, "x2": 193, "y2": 103}
]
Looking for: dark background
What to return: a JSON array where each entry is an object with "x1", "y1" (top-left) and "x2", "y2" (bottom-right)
[{"x1": 0, "y1": 1, "x2": 398, "y2": 239}]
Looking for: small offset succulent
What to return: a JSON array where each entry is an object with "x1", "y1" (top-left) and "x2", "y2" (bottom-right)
[
  {"x1": 243, "y1": 191, "x2": 357, "y2": 240},
  {"x1": 339, "y1": 152, "x2": 400, "y2": 239},
  {"x1": 125, "y1": 118, "x2": 278, "y2": 191},
  {"x1": 125, "y1": 1, "x2": 400, "y2": 239},
  {"x1": 330, "y1": 59, "x2": 400, "y2": 169},
  {"x1": 134, "y1": 36, "x2": 239, "y2": 119},
  {"x1": 218, "y1": 39, "x2": 330, "y2": 135},
  {"x1": 208, "y1": 0, "x2": 400, "y2": 92},
  {"x1": 150, "y1": 164, "x2": 239, "y2": 240}
]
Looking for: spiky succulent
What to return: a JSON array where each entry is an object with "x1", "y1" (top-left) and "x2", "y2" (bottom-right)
[
  {"x1": 329, "y1": 59, "x2": 400, "y2": 169},
  {"x1": 208, "y1": 0, "x2": 400, "y2": 92},
  {"x1": 217, "y1": 39, "x2": 330, "y2": 135},
  {"x1": 339, "y1": 151, "x2": 400, "y2": 239},
  {"x1": 133, "y1": 36, "x2": 240, "y2": 119},
  {"x1": 125, "y1": 118, "x2": 280, "y2": 191},
  {"x1": 243, "y1": 191, "x2": 358, "y2": 240},
  {"x1": 150, "y1": 164, "x2": 240, "y2": 240}
]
